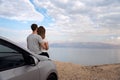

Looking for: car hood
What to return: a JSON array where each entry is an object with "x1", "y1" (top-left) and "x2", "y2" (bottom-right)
[{"x1": 31, "y1": 52, "x2": 51, "y2": 61}]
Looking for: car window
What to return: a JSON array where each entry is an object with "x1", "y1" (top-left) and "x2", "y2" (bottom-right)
[{"x1": 0, "y1": 44, "x2": 25, "y2": 71}]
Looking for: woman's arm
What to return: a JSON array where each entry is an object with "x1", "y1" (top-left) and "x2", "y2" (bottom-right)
[
  {"x1": 44, "y1": 42, "x2": 49, "y2": 50},
  {"x1": 40, "y1": 42, "x2": 49, "y2": 50}
]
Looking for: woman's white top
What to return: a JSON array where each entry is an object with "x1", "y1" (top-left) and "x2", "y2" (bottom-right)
[{"x1": 41, "y1": 39, "x2": 48, "y2": 52}]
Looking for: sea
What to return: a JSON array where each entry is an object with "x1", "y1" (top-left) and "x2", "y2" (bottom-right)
[{"x1": 49, "y1": 47, "x2": 120, "y2": 66}]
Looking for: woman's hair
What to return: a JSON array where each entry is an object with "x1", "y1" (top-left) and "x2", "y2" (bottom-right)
[{"x1": 37, "y1": 26, "x2": 46, "y2": 39}]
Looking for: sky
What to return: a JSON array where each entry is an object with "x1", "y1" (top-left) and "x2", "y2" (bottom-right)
[{"x1": 0, "y1": 0, "x2": 120, "y2": 45}]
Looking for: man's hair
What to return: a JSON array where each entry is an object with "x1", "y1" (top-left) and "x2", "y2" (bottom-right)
[{"x1": 31, "y1": 24, "x2": 38, "y2": 31}]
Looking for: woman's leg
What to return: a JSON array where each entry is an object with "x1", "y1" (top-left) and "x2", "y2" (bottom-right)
[{"x1": 40, "y1": 52, "x2": 49, "y2": 58}]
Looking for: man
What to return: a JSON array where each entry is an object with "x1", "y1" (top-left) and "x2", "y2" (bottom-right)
[{"x1": 27, "y1": 24, "x2": 48, "y2": 55}]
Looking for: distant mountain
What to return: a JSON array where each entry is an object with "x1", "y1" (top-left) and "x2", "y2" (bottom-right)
[{"x1": 50, "y1": 42, "x2": 120, "y2": 49}]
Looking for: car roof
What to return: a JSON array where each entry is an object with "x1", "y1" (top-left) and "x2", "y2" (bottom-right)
[
  {"x1": 0, "y1": 36, "x2": 14, "y2": 43},
  {"x1": 0, "y1": 36, "x2": 22, "y2": 47},
  {"x1": 0, "y1": 36, "x2": 29, "y2": 52}
]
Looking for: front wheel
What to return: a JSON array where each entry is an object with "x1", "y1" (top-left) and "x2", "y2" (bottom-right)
[{"x1": 47, "y1": 74, "x2": 58, "y2": 80}]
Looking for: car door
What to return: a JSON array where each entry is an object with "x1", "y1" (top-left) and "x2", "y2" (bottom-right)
[{"x1": 0, "y1": 39, "x2": 40, "y2": 80}]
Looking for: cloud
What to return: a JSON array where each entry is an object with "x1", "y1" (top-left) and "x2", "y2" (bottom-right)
[
  {"x1": 0, "y1": 0, "x2": 44, "y2": 21},
  {"x1": 0, "y1": 0, "x2": 120, "y2": 44},
  {"x1": 34, "y1": 0, "x2": 120, "y2": 28},
  {"x1": 33, "y1": 0, "x2": 120, "y2": 44},
  {"x1": 81, "y1": 0, "x2": 120, "y2": 6},
  {"x1": 105, "y1": 36, "x2": 120, "y2": 44}
]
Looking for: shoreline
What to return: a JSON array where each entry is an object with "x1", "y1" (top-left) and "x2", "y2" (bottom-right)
[{"x1": 54, "y1": 61, "x2": 120, "y2": 80}]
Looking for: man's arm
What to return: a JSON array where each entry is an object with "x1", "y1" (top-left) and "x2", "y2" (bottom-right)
[{"x1": 27, "y1": 37, "x2": 29, "y2": 49}]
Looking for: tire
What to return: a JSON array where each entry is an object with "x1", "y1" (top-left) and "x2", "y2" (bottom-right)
[{"x1": 47, "y1": 73, "x2": 58, "y2": 80}]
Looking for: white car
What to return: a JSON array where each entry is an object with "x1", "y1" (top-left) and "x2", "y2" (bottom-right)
[{"x1": 0, "y1": 36, "x2": 58, "y2": 80}]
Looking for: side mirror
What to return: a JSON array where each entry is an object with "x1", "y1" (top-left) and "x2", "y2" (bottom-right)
[
  {"x1": 30, "y1": 55, "x2": 39, "y2": 66},
  {"x1": 24, "y1": 55, "x2": 39, "y2": 66}
]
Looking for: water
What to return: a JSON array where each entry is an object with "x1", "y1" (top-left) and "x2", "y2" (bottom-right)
[{"x1": 49, "y1": 47, "x2": 120, "y2": 66}]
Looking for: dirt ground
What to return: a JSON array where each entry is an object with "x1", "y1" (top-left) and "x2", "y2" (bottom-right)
[{"x1": 54, "y1": 61, "x2": 120, "y2": 80}]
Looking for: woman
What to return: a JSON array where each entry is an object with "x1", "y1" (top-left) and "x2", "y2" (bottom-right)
[{"x1": 37, "y1": 26, "x2": 49, "y2": 58}]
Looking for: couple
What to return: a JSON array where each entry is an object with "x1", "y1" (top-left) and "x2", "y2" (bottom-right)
[{"x1": 27, "y1": 24, "x2": 49, "y2": 58}]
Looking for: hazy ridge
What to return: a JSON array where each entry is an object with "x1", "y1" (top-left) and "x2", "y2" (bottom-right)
[
  {"x1": 17, "y1": 42, "x2": 120, "y2": 49},
  {"x1": 50, "y1": 42, "x2": 120, "y2": 49}
]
